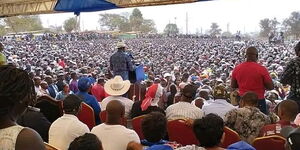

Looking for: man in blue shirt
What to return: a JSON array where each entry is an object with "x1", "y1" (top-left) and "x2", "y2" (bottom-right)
[
  {"x1": 76, "y1": 77, "x2": 101, "y2": 124},
  {"x1": 110, "y1": 41, "x2": 134, "y2": 80}
]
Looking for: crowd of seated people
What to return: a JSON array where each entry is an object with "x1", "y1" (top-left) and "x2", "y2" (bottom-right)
[{"x1": 1, "y1": 36, "x2": 300, "y2": 150}]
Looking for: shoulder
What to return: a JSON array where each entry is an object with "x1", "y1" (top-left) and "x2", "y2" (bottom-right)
[{"x1": 16, "y1": 127, "x2": 45, "y2": 150}]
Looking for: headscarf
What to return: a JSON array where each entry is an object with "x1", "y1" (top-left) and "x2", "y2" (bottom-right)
[{"x1": 141, "y1": 84, "x2": 163, "y2": 111}]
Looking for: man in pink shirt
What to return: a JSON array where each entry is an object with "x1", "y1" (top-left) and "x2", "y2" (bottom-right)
[
  {"x1": 231, "y1": 47, "x2": 274, "y2": 114},
  {"x1": 91, "y1": 78, "x2": 106, "y2": 102}
]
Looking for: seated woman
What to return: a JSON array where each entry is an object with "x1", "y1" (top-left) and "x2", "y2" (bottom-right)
[
  {"x1": 131, "y1": 84, "x2": 165, "y2": 119},
  {"x1": 0, "y1": 65, "x2": 45, "y2": 150},
  {"x1": 55, "y1": 82, "x2": 73, "y2": 100},
  {"x1": 141, "y1": 112, "x2": 180, "y2": 150}
]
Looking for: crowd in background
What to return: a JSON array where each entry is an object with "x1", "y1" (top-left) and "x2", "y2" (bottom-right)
[{"x1": 0, "y1": 32, "x2": 300, "y2": 150}]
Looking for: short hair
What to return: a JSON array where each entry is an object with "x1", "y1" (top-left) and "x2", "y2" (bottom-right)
[
  {"x1": 0, "y1": 65, "x2": 36, "y2": 118},
  {"x1": 141, "y1": 112, "x2": 167, "y2": 143},
  {"x1": 182, "y1": 84, "x2": 197, "y2": 99},
  {"x1": 63, "y1": 94, "x2": 82, "y2": 113},
  {"x1": 68, "y1": 133, "x2": 103, "y2": 150},
  {"x1": 241, "y1": 92, "x2": 258, "y2": 106},
  {"x1": 193, "y1": 113, "x2": 224, "y2": 148},
  {"x1": 279, "y1": 100, "x2": 299, "y2": 120}
]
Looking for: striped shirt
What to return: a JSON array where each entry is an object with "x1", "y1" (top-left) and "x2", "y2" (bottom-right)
[{"x1": 166, "y1": 101, "x2": 204, "y2": 120}]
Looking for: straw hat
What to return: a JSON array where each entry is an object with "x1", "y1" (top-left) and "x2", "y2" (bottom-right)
[
  {"x1": 116, "y1": 41, "x2": 126, "y2": 49},
  {"x1": 104, "y1": 76, "x2": 131, "y2": 96}
]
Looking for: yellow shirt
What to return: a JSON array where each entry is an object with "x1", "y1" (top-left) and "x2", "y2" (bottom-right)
[{"x1": 0, "y1": 52, "x2": 6, "y2": 65}]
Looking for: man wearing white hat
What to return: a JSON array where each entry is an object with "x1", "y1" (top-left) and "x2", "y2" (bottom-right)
[
  {"x1": 101, "y1": 76, "x2": 133, "y2": 118},
  {"x1": 109, "y1": 41, "x2": 134, "y2": 80}
]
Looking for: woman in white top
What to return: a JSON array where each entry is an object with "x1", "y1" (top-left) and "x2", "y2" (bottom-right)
[{"x1": 0, "y1": 65, "x2": 45, "y2": 150}]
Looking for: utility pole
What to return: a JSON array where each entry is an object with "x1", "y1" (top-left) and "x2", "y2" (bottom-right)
[{"x1": 186, "y1": 12, "x2": 188, "y2": 35}]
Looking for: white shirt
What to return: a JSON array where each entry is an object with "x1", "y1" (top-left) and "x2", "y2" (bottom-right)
[
  {"x1": 91, "y1": 123, "x2": 140, "y2": 150},
  {"x1": 49, "y1": 114, "x2": 89, "y2": 150},
  {"x1": 166, "y1": 101, "x2": 204, "y2": 120},
  {"x1": 202, "y1": 99, "x2": 236, "y2": 119},
  {"x1": 101, "y1": 96, "x2": 133, "y2": 118}
]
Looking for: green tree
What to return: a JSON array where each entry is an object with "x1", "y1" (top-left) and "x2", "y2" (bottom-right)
[
  {"x1": 140, "y1": 19, "x2": 157, "y2": 33},
  {"x1": 63, "y1": 17, "x2": 78, "y2": 33},
  {"x1": 209, "y1": 23, "x2": 222, "y2": 37},
  {"x1": 129, "y1": 8, "x2": 143, "y2": 31},
  {"x1": 4, "y1": 15, "x2": 43, "y2": 33},
  {"x1": 164, "y1": 23, "x2": 179, "y2": 35},
  {"x1": 283, "y1": 11, "x2": 300, "y2": 38},
  {"x1": 99, "y1": 13, "x2": 129, "y2": 31},
  {"x1": 259, "y1": 18, "x2": 279, "y2": 37}
]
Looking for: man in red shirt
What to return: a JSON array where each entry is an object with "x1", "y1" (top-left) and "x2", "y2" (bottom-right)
[
  {"x1": 91, "y1": 78, "x2": 106, "y2": 102},
  {"x1": 259, "y1": 100, "x2": 299, "y2": 137},
  {"x1": 231, "y1": 47, "x2": 274, "y2": 114}
]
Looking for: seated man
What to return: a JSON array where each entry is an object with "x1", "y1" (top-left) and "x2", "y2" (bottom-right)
[
  {"x1": 68, "y1": 133, "x2": 103, "y2": 150},
  {"x1": 49, "y1": 94, "x2": 89, "y2": 150},
  {"x1": 141, "y1": 112, "x2": 180, "y2": 149},
  {"x1": 260, "y1": 100, "x2": 299, "y2": 137},
  {"x1": 176, "y1": 114, "x2": 226, "y2": 150},
  {"x1": 280, "y1": 126, "x2": 300, "y2": 150},
  {"x1": 76, "y1": 77, "x2": 101, "y2": 124},
  {"x1": 101, "y1": 76, "x2": 133, "y2": 118},
  {"x1": 202, "y1": 85, "x2": 236, "y2": 119},
  {"x1": 224, "y1": 92, "x2": 270, "y2": 143},
  {"x1": 91, "y1": 100, "x2": 140, "y2": 150},
  {"x1": 166, "y1": 84, "x2": 204, "y2": 120}
]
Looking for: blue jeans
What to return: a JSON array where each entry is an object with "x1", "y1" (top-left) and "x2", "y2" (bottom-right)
[{"x1": 258, "y1": 99, "x2": 268, "y2": 115}]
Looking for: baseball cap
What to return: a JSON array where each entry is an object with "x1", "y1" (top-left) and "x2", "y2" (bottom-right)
[
  {"x1": 280, "y1": 126, "x2": 300, "y2": 150},
  {"x1": 78, "y1": 77, "x2": 92, "y2": 91},
  {"x1": 213, "y1": 85, "x2": 227, "y2": 99}
]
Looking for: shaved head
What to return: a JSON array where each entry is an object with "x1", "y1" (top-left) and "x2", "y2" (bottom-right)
[
  {"x1": 106, "y1": 100, "x2": 125, "y2": 124},
  {"x1": 245, "y1": 47, "x2": 258, "y2": 62}
]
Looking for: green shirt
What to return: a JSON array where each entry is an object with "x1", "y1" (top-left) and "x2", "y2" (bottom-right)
[{"x1": 0, "y1": 52, "x2": 6, "y2": 65}]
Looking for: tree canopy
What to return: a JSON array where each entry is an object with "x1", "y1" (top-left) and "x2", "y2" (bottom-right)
[
  {"x1": 98, "y1": 8, "x2": 157, "y2": 33},
  {"x1": 209, "y1": 23, "x2": 222, "y2": 37},
  {"x1": 3, "y1": 16, "x2": 43, "y2": 33},
  {"x1": 283, "y1": 11, "x2": 300, "y2": 38},
  {"x1": 164, "y1": 23, "x2": 179, "y2": 35},
  {"x1": 63, "y1": 17, "x2": 78, "y2": 33},
  {"x1": 259, "y1": 18, "x2": 279, "y2": 37}
]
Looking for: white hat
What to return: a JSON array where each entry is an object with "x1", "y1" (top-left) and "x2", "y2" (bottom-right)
[
  {"x1": 164, "y1": 73, "x2": 171, "y2": 78},
  {"x1": 116, "y1": 41, "x2": 126, "y2": 49},
  {"x1": 104, "y1": 76, "x2": 131, "y2": 96}
]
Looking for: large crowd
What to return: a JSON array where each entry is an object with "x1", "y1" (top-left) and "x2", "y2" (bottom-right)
[{"x1": 0, "y1": 32, "x2": 300, "y2": 150}]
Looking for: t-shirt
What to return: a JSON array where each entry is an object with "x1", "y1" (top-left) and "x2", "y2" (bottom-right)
[
  {"x1": 48, "y1": 114, "x2": 89, "y2": 150},
  {"x1": 91, "y1": 123, "x2": 140, "y2": 150},
  {"x1": 232, "y1": 62, "x2": 272, "y2": 99}
]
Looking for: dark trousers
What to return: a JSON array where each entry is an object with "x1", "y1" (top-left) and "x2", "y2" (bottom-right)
[{"x1": 258, "y1": 99, "x2": 268, "y2": 115}]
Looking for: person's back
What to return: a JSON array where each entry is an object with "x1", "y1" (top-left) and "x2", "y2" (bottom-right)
[
  {"x1": 77, "y1": 77, "x2": 101, "y2": 124},
  {"x1": 259, "y1": 100, "x2": 299, "y2": 137},
  {"x1": 49, "y1": 95, "x2": 89, "y2": 150},
  {"x1": 166, "y1": 84, "x2": 204, "y2": 120},
  {"x1": 202, "y1": 85, "x2": 236, "y2": 119},
  {"x1": 233, "y1": 62, "x2": 269, "y2": 96},
  {"x1": 224, "y1": 92, "x2": 270, "y2": 143},
  {"x1": 91, "y1": 100, "x2": 140, "y2": 150},
  {"x1": 0, "y1": 65, "x2": 45, "y2": 150}
]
